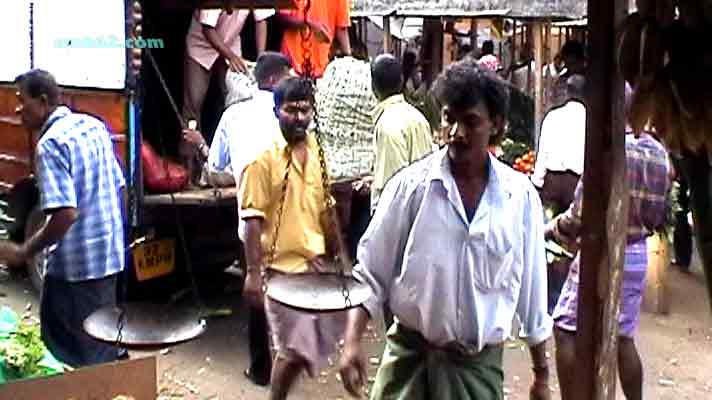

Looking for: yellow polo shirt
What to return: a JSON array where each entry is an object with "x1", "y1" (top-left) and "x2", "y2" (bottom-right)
[{"x1": 239, "y1": 133, "x2": 330, "y2": 274}]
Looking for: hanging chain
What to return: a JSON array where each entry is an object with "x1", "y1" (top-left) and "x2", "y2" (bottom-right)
[{"x1": 262, "y1": 0, "x2": 352, "y2": 308}]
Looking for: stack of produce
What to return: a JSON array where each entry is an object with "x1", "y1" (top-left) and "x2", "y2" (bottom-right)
[
  {"x1": 498, "y1": 138, "x2": 536, "y2": 176},
  {"x1": 619, "y1": 0, "x2": 712, "y2": 156}
]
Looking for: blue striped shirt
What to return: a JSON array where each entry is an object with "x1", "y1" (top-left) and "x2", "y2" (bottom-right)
[{"x1": 36, "y1": 106, "x2": 126, "y2": 282}]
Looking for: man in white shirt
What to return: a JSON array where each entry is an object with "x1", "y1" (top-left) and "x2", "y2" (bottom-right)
[
  {"x1": 338, "y1": 59, "x2": 552, "y2": 400},
  {"x1": 531, "y1": 74, "x2": 586, "y2": 209}
]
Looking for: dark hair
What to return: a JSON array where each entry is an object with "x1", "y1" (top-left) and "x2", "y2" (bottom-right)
[
  {"x1": 254, "y1": 52, "x2": 291, "y2": 89},
  {"x1": 560, "y1": 40, "x2": 585, "y2": 61},
  {"x1": 432, "y1": 58, "x2": 510, "y2": 143},
  {"x1": 402, "y1": 50, "x2": 418, "y2": 81},
  {"x1": 481, "y1": 40, "x2": 495, "y2": 55},
  {"x1": 15, "y1": 69, "x2": 60, "y2": 106},
  {"x1": 371, "y1": 54, "x2": 403, "y2": 99},
  {"x1": 273, "y1": 77, "x2": 314, "y2": 108}
]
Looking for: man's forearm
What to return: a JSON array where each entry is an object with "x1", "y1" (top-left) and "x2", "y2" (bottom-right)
[
  {"x1": 279, "y1": 13, "x2": 308, "y2": 29},
  {"x1": 344, "y1": 306, "x2": 371, "y2": 346},
  {"x1": 207, "y1": 171, "x2": 236, "y2": 187},
  {"x1": 255, "y1": 20, "x2": 268, "y2": 55},
  {"x1": 335, "y1": 28, "x2": 351, "y2": 56},
  {"x1": 244, "y1": 218, "x2": 265, "y2": 275},
  {"x1": 23, "y1": 208, "x2": 78, "y2": 257},
  {"x1": 203, "y1": 26, "x2": 238, "y2": 61}
]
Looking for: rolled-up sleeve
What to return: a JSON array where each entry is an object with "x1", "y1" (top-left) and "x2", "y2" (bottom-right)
[
  {"x1": 353, "y1": 174, "x2": 412, "y2": 319},
  {"x1": 516, "y1": 184, "x2": 553, "y2": 346},
  {"x1": 239, "y1": 157, "x2": 271, "y2": 220},
  {"x1": 37, "y1": 139, "x2": 77, "y2": 211}
]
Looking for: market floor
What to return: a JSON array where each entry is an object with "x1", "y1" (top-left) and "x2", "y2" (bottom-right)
[{"x1": 1, "y1": 263, "x2": 711, "y2": 400}]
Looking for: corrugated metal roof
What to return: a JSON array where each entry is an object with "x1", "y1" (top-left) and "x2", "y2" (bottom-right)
[{"x1": 351, "y1": 0, "x2": 588, "y2": 19}]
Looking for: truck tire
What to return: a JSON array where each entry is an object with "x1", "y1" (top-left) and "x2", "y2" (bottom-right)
[{"x1": 24, "y1": 206, "x2": 49, "y2": 293}]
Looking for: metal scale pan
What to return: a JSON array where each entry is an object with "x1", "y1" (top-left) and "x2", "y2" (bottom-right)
[
  {"x1": 84, "y1": 303, "x2": 206, "y2": 347},
  {"x1": 266, "y1": 272, "x2": 372, "y2": 311}
]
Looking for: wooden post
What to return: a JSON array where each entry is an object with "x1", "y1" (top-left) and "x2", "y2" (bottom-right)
[
  {"x1": 470, "y1": 18, "x2": 478, "y2": 55},
  {"x1": 575, "y1": 0, "x2": 628, "y2": 398},
  {"x1": 383, "y1": 16, "x2": 392, "y2": 53},
  {"x1": 511, "y1": 20, "x2": 518, "y2": 70},
  {"x1": 532, "y1": 21, "x2": 545, "y2": 147},
  {"x1": 422, "y1": 18, "x2": 444, "y2": 88}
]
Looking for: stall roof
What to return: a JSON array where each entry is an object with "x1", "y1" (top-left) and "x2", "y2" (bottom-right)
[
  {"x1": 351, "y1": 0, "x2": 587, "y2": 20},
  {"x1": 160, "y1": 0, "x2": 296, "y2": 9}
]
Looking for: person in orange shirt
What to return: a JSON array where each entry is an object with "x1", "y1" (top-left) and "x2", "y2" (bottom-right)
[{"x1": 278, "y1": 0, "x2": 352, "y2": 78}]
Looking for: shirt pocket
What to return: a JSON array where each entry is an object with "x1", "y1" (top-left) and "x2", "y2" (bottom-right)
[{"x1": 473, "y1": 231, "x2": 514, "y2": 292}]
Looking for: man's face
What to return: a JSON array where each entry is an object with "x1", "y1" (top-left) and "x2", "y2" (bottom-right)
[
  {"x1": 16, "y1": 88, "x2": 50, "y2": 132},
  {"x1": 442, "y1": 101, "x2": 500, "y2": 161},
  {"x1": 275, "y1": 99, "x2": 313, "y2": 143}
]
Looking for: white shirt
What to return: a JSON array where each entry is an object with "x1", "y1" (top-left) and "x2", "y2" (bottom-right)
[
  {"x1": 220, "y1": 90, "x2": 283, "y2": 241},
  {"x1": 354, "y1": 149, "x2": 552, "y2": 350},
  {"x1": 531, "y1": 101, "x2": 586, "y2": 188}
]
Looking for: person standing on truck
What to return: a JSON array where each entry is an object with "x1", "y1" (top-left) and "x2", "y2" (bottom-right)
[
  {"x1": 240, "y1": 77, "x2": 345, "y2": 400},
  {"x1": 0, "y1": 69, "x2": 126, "y2": 367},
  {"x1": 182, "y1": 8, "x2": 275, "y2": 181},
  {"x1": 278, "y1": 0, "x2": 352, "y2": 78}
]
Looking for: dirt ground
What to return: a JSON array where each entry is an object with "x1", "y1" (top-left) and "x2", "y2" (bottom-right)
[{"x1": 1, "y1": 261, "x2": 711, "y2": 400}]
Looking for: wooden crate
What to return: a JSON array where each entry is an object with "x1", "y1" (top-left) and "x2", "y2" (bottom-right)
[{"x1": 642, "y1": 233, "x2": 670, "y2": 315}]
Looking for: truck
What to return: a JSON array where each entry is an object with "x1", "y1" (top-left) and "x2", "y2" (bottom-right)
[{"x1": 0, "y1": 0, "x2": 292, "y2": 297}]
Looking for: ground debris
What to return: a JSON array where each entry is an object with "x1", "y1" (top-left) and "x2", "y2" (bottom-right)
[
  {"x1": 369, "y1": 357, "x2": 380, "y2": 365},
  {"x1": 658, "y1": 378, "x2": 676, "y2": 387},
  {"x1": 160, "y1": 348, "x2": 172, "y2": 355}
]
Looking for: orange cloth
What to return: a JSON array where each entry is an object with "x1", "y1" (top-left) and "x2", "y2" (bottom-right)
[{"x1": 279, "y1": 0, "x2": 351, "y2": 78}]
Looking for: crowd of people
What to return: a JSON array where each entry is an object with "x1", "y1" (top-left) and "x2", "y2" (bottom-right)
[{"x1": 0, "y1": 4, "x2": 686, "y2": 400}]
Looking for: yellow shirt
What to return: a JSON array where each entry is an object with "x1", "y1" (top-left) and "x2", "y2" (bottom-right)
[
  {"x1": 240, "y1": 133, "x2": 330, "y2": 274},
  {"x1": 372, "y1": 94, "x2": 434, "y2": 211}
]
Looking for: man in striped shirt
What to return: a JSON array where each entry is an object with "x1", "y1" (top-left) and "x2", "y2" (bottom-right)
[
  {"x1": 0, "y1": 70, "x2": 126, "y2": 367},
  {"x1": 548, "y1": 128, "x2": 671, "y2": 400}
]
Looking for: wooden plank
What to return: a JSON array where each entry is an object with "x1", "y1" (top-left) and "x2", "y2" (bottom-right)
[
  {"x1": 383, "y1": 16, "x2": 392, "y2": 53},
  {"x1": 532, "y1": 21, "x2": 544, "y2": 147},
  {"x1": 0, "y1": 357, "x2": 157, "y2": 400},
  {"x1": 575, "y1": 0, "x2": 628, "y2": 398},
  {"x1": 159, "y1": 0, "x2": 296, "y2": 9},
  {"x1": 422, "y1": 18, "x2": 444, "y2": 88},
  {"x1": 143, "y1": 187, "x2": 238, "y2": 206}
]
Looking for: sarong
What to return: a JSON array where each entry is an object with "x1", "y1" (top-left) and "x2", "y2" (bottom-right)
[
  {"x1": 370, "y1": 323, "x2": 504, "y2": 400},
  {"x1": 553, "y1": 239, "x2": 648, "y2": 337},
  {"x1": 40, "y1": 274, "x2": 120, "y2": 367},
  {"x1": 265, "y1": 297, "x2": 345, "y2": 377}
]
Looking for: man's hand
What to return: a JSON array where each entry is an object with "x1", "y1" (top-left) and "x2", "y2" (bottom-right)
[
  {"x1": 307, "y1": 20, "x2": 331, "y2": 43},
  {"x1": 182, "y1": 128, "x2": 206, "y2": 147},
  {"x1": 227, "y1": 54, "x2": 248, "y2": 73},
  {"x1": 338, "y1": 340, "x2": 368, "y2": 398},
  {"x1": 0, "y1": 241, "x2": 26, "y2": 267},
  {"x1": 307, "y1": 255, "x2": 332, "y2": 273},
  {"x1": 242, "y1": 268, "x2": 264, "y2": 308},
  {"x1": 530, "y1": 375, "x2": 551, "y2": 400},
  {"x1": 352, "y1": 177, "x2": 373, "y2": 196}
]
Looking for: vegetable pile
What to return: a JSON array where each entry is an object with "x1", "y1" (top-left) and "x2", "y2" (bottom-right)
[
  {"x1": 0, "y1": 321, "x2": 45, "y2": 377},
  {"x1": 498, "y1": 138, "x2": 536, "y2": 176}
]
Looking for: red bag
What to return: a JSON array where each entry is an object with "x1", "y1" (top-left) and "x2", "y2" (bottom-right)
[{"x1": 141, "y1": 141, "x2": 188, "y2": 193}]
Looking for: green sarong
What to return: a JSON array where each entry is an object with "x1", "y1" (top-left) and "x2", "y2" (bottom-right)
[{"x1": 370, "y1": 323, "x2": 504, "y2": 400}]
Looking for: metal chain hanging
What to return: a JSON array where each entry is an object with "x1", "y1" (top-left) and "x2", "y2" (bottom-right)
[{"x1": 263, "y1": 0, "x2": 352, "y2": 309}]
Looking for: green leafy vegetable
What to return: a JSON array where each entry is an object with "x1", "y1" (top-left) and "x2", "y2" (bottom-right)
[{"x1": 0, "y1": 321, "x2": 46, "y2": 377}]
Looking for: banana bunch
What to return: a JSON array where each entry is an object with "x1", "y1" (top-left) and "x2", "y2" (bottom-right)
[{"x1": 618, "y1": 0, "x2": 712, "y2": 156}]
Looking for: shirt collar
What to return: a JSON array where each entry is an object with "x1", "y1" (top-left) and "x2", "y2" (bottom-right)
[
  {"x1": 41, "y1": 106, "x2": 71, "y2": 134},
  {"x1": 426, "y1": 148, "x2": 511, "y2": 205},
  {"x1": 372, "y1": 93, "x2": 406, "y2": 123}
]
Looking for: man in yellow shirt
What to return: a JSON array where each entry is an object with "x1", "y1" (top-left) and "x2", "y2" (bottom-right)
[
  {"x1": 239, "y1": 77, "x2": 343, "y2": 400},
  {"x1": 369, "y1": 54, "x2": 434, "y2": 213}
]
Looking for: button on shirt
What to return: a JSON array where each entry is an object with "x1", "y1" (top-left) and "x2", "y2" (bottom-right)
[
  {"x1": 36, "y1": 107, "x2": 126, "y2": 282},
  {"x1": 353, "y1": 149, "x2": 552, "y2": 350},
  {"x1": 186, "y1": 9, "x2": 275, "y2": 71},
  {"x1": 240, "y1": 134, "x2": 330, "y2": 273},
  {"x1": 371, "y1": 94, "x2": 433, "y2": 211},
  {"x1": 531, "y1": 101, "x2": 586, "y2": 188}
]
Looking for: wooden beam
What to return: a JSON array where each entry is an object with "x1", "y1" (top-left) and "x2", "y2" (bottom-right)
[
  {"x1": 470, "y1": 18, "x2": 478, "y2": 55},
  {"x1": 575, "y1": 0, "x2": 628, "y2": 398},
  {"x1": 383, "y1": 16, "x2": 392, "y2": 53},
  {"x1": 532, "y1": 21, "x2": 544, "y2": 147},
  {"x1": 422, "y1": 18, "x2": 444, "y2": 88}
]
